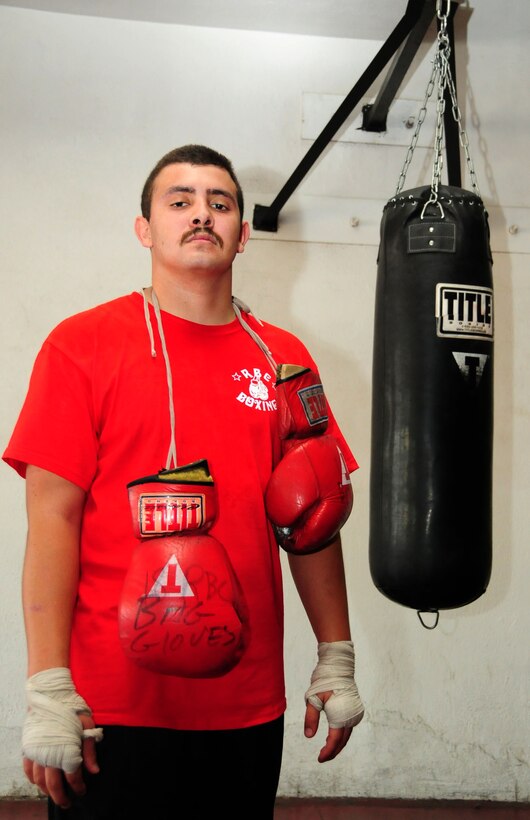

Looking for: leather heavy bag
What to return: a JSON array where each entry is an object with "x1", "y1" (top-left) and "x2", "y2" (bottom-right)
[{"x1": 369, "y1": 184, "x2": 494, "y2": 614}]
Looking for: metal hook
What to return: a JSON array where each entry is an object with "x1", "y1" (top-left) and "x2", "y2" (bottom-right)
[{"x1": 436, "y1": 0, "x2": 451, "y2": 20}]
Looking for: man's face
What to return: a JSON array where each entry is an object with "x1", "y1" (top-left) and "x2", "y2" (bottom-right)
[{"x1": 135, "y1": 163, "x2": 249, "y2": 276}]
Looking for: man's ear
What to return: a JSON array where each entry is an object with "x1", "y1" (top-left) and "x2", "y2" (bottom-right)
[
  {"x1": 237, "y1": 220, "x2": 251, "y2": 254},
  {"x1": 135, "y1": 216, "x2": 153, "y2": 248}
]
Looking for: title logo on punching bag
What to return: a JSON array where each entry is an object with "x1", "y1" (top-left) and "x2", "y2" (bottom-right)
[{"x1": 436, "y1": 283, "x2": 494, "y2": 341}]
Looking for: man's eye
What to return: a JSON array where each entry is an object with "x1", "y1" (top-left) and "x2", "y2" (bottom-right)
[
  {"x1": 170, "y1": 201, "x2": 188, "y2": 208},
  {"x1": 211, "y1": 202, "x2": 228, "y2": 211}
]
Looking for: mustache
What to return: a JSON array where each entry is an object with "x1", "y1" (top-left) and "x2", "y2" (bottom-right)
[{"x1": 180, "y1": 227, "x2": 224, "y2": 248}]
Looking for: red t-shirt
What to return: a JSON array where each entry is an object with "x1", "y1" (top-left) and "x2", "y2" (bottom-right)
[{"x1": 3, "y1": 292, "x2": 358, "y2": 730}]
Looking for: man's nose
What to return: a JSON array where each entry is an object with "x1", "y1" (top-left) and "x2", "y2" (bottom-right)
[{"x1": 191, "y1": 205, "x2": 212, "y2": 227}]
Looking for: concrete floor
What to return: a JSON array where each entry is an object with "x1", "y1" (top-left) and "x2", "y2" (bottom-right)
[{"x1": 1, "y1": 798, "x2": 529, "y2": 819}]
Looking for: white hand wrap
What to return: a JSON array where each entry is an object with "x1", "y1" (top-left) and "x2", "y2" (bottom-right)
[
  {"x1": 23, "y1": 667, "x2": 103, "y2": 773},
  {"x1": 305, "y1": 641, "x2": 364, "y2": 729}
]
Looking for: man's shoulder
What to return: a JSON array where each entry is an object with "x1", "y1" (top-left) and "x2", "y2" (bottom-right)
[
  {"x1": 244, "y1": 313, "x2": 315, "y2": 368},
  {"x1": 252, "y1": 315, "x2": 308, "y2": 349},
  {"x1": 48, "y1": 293, "x2": 140, "y2": 339}
]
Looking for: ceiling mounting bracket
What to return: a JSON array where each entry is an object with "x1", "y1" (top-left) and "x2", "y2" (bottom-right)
[{"x1": 252, "y1": 0, "x2": 461, "y2": 233}]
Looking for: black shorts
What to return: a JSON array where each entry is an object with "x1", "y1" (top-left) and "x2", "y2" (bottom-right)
[{"x1": 48, "y1": 715, "x2": 284, "y2": 820}]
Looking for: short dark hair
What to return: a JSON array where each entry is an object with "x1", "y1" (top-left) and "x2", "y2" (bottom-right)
[{"x1": 140, "y1": 144, "x2": 244, "y2": 220}]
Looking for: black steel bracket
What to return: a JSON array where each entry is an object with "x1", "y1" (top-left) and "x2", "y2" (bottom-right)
[
  {"x1": 361, "y1": 0, "x2": 436, "y2": 133},
  {"x1": 252, "y1": 0, "x2": 461, "y2": 232},
  {"x1": 441, "y1": 4, "x2": 461, "y2": 187}
]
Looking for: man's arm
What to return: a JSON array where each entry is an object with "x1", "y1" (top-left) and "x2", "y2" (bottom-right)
[
  {"x1": 23, "y1": 465, "x2": 99, "y2": 809},
  {"x1": 24, "y1": 465, "x2": 85, "y2": 673},
  {"x1": 288, "y1": 535, "x2": 351, "y2": 644},
  {"x1": 288, "y1": 535, "x2": 363, "y2": 763}
]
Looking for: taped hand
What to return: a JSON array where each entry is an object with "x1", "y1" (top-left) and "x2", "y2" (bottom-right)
[
  {"x1": 22, "y1": 667, "x2": 103, "y2": 809},
  {"x1": 304, "y1": 641, "x2": 364, "y2": 762}
]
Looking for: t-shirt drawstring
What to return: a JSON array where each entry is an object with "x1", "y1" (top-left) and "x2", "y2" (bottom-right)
[{"x1": 141, "y1": 289, "x2": 278, "y2": 471}]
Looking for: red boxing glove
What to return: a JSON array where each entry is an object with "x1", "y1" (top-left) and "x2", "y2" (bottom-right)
[
  {"x1": 119, "y1": 532, "x2": 249, "y2": 678},
  {"x1": 127, "y1": 460, "x2": 218, "y2": 539},
  {"x1": 119, "y1": 460, "x2": 249, "y2": 677},
  {"x1": 275, "y1": 364, "x2": 328, "y2": 441},
  {"x1": 265, "y1": 434, "x2": 353, "y2": 555}
]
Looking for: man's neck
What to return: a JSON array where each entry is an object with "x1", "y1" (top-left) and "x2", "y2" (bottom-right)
[{"x1": 148, "y1": 270, "x2": 235, "y2": 326}]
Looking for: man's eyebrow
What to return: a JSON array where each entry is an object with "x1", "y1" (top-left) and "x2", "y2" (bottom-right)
[
  {"x1": 163, "y1": 185, "x2": 194, "y2": 197},
  {"x1": 207, "y1": 188, "x2": 236, "y2": 203},
  {"x1": 163, "y1": 185, "x2": 236, "y2": 203}
]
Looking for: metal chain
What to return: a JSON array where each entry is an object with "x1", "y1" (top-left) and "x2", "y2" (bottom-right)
[
  {"x1": 446, "y1": 70, "x2": 481, "y2": 196},
  {"x1": 395, "y1": 57, "x2": 438, "y2": 195},
  {"x1": 423, "y1": 19, "x2": 450, "y2": 213},
  {"x1": 394, "y1": 0, "x2": 481, "y2": 203}
]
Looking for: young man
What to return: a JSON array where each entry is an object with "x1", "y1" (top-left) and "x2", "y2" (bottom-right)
[{"x1": 3, "y1": 145, "x2": 364, "y2": 819}]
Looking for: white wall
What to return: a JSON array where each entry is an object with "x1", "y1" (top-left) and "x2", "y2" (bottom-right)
[{"x1": 0, "y1": 2, "x2": 529, "y2": 802}]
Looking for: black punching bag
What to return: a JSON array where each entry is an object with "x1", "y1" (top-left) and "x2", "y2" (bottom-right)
[{"x1": 369, "y1": 185, "x2": 494, "y2": 616}]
